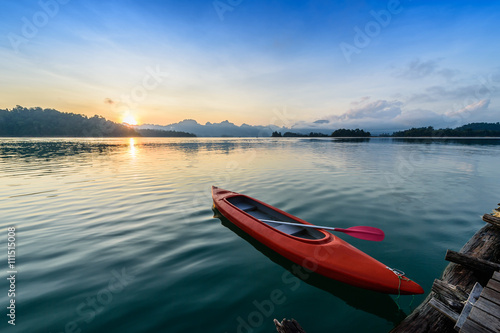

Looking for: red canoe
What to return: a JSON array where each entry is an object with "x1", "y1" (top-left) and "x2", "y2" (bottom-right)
[{"x1": 212, "y1": 186, "x2": 424, "y2": 295}]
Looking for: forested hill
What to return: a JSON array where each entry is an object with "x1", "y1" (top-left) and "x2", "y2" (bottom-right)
[
  {"x1": 457, "y1": 122, "x2": 500, "y2": 131},
  {"x1": 0, "y1": 106, "x2": 137, "y2": 137},
  {"x1": 392, "y1": 123, "x2": 500, "y2": 137},
  {"x1": 0, "y1": 106, "x2": 195, "y2": 137}
]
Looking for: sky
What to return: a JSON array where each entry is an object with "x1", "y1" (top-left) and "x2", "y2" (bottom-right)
[{"x1": 1, "y1": 0, "x2": 499, "y2": 132}]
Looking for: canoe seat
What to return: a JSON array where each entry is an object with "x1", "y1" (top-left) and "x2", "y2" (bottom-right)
[
  {"x1": 237, "y1": 202, "x2": 257, "y2": 212},
  {"x1": 273, "y1": 224, "x2": 303, "y2": 235},
  {"x1": 290, "y1": 229, "x2": 309, "y2": 237}
]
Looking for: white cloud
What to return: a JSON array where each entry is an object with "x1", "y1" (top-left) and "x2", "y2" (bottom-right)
[
  {"x1": 340, "y1": 99, "x2": 403, "y2": 120},
  {"x1": 292, "y1": 97, "x2": 498, "y2": 133},
  {"x1": 445, "y1": 99, "x2": 490, "y2": 118}
]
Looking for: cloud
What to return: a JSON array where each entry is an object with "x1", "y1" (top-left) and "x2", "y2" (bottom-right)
[
  {"x1": 394, "y1": 58, "x2": 459, "y2": 80},
  {"x1": 396, "y1": 59, "x2": 439, "y2": 80},
  {"x1": 445, "y1": 99, "x2": 490, "y2": 118},
  {"x1": 442, "y1": 99, "x2": 496, "y2": 127},
  {"x1": 293, "y1": 99, "x2": 406, "y2": 132},
  {"x1": 340, "y1": 99, "x2": 403, "y2": 121},
  {"x1": 407, "y1": 84, "x2": 498, "y2": 104},
  {"x1": 349, "y1": 96, "x2": 371, "y2": 106},
  {"x1": 394, "y1": 108, "x2": 445, "y2": 128},
  {"x1": 292, "y1": 97, "x2": 498, "y2": 134}
]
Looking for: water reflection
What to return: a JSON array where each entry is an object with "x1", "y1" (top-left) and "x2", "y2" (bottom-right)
[
  {"x1": 0, "y1": 139, "x2": 119, "y2": 160},
  {"x1": 4, "y1": 137, "x2": 498, "y2": 165},
  {"x1": 140, "y1": 140, "x2": 244, "y2": 155},
  {"x1": 332, "y1": 138, "x2": 371, "y2": 143},
  {"x1": 0, "y1": 138, "x2": 251, "y2": 162},
  {"x1": 129, "y1": 138, "x2": 136, "y2": 158},
  {"x1": 391, "y1": 138, "x2": 500, "y2": 145},
  {"x1": 213, "y1": 208, "x2": 407, "y2": 325}
]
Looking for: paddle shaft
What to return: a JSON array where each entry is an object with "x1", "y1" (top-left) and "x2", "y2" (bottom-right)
[
  {"x1": 259, "y1": 219, "x2": 385, "y2": 241},
  {"x1": 260, "y1": 219, "x2": 341, "y2": 231}
]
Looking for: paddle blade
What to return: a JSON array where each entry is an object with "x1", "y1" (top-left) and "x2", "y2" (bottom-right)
[{"x1": 336, "y1": 226, "x2": 385, "y2": 241}]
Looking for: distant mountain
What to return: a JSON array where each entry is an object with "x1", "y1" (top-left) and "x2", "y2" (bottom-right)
[
  {"x1": 137, "y1": 119, "x2": 289, "y2": 137},
  {"x1": 143, "y1": 119, "x2": 500, "y2": 138},
  {"x1": 137, "y1": 119, "x2": 343, "y2": 137}
]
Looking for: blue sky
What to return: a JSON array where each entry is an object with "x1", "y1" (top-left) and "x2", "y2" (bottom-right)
[{"x1": 1, "y1": 0, "x2": 499, "y2": 131}]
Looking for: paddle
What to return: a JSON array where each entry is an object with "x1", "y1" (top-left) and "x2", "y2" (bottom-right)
[{"x1": 260, "y1": 219, "x2": 385, "y2": 241}]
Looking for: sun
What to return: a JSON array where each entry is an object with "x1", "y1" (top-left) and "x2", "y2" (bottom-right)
[{"x1": 122, "y1": 114, "x2": 138, "y2": 126}]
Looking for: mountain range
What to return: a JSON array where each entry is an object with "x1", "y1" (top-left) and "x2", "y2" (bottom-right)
[{"x1": 136, "y1": 119, "x2": 332, "y2": 137}]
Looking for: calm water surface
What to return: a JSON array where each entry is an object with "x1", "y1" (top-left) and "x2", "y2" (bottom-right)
[{"x1": 1, "y1": 137, "x2": 500, "y2": 333}]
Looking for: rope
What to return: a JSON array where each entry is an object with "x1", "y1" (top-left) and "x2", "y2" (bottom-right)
[
  {"x1": 387, "y1": 267, "x2": 413, "y2": 311},
  {"x1": 394, "y1": 274, "x2": 403, "y2": 310}
]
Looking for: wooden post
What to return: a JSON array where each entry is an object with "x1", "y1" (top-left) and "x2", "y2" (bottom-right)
[
  {"x1": 274, "y1": 319, "x2": 307, "y2": 333},
  {"x1": 483, "y1": 214, "x2": 500, "y2": 228},
  {"x1": 428, "y1": 298, "x2": 459, "y2": 322},
  {"x1": 445, "y1": 250, "x2": 500, "y2": 274}
]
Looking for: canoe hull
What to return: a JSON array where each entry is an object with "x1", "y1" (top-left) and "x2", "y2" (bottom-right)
[{"x1": 212, "y1": 186, "x2": 424, "y2": 295}]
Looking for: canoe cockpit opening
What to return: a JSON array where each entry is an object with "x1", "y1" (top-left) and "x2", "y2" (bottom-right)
[{"x1": 227, "y1": 196, "x2": 326, "y2": 240}]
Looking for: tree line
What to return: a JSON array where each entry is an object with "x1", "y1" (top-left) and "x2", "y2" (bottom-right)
[
  {"x1": 137, "y1": 129, "x2": 196, "y2": 137},
  {"x1": 0, "y1": 106, "x2": 195, "y2": 137},
  {"x1": 271, "y1": 129, "x2": 371, "y2": 137},
  {"x1": 272, "y1": 123, "x2": 500, "y2": 138},
  {"x1": 391, "y1": 123, "x2": 500, "y2": 137}
]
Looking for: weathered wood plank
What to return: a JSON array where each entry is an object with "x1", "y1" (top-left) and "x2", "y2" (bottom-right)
[
  {"x1": 432, "y1": 279, "x2": 468, "y2": 311},
  {"x1": 486, "y1": 278, "x2": 500, "y2": 293},
  {"x1": 429, "y1": 298, "x2": 459, "y2": 322},
  {"x1": 492, "y1": 271, "x2": 500, "y2": 284},
  {"x1": 468, "y1": 306, "x2": 500, "y2": 332},
  {"x1": 445, "y1": 250, "x2": 500, "y2": 274},
  {"x1": 273, "y1": 319, "x2": 307, "y2": 333},
  {"x1": 482, "y1": 287, "x2": 500, "y2": 306},
  {"x1": 432, "y1": 279, "x2": 468, "y2": 301},
  {"x1": 473, "y1": 297, "x2": 500, "y2": 319},
  {"x1": 460, "y1": 319, "x2": 494, "y2": 333},
  {"x1": 483, "y1": 214, "x2": 500, "y2": 228}
]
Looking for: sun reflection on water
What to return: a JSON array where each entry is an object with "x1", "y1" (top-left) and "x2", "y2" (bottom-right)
[{"x1": 129, "y1": 138, "x2": 136, "y2": 158}]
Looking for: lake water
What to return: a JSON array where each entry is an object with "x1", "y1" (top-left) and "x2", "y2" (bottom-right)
[{"x1": 1, "y1": 137, "x2": 500, "y2": 333}]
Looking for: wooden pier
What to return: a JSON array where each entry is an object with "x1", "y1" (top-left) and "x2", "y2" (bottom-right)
[
  {"x1": 391, "y1": 205, "x2": 500, "y2": 333},
  {"x1": 460, "y1": 271, "x2": 500, "y2": 332}
]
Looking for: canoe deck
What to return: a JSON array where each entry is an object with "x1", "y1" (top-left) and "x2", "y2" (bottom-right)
[{"x1": 227, "y1": 195, "x2": 325, "y2": 240}]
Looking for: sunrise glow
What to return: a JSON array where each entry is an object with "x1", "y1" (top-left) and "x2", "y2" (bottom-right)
[{"x1": 122, "y1": 114, "x2": 138, "y2": 126}]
